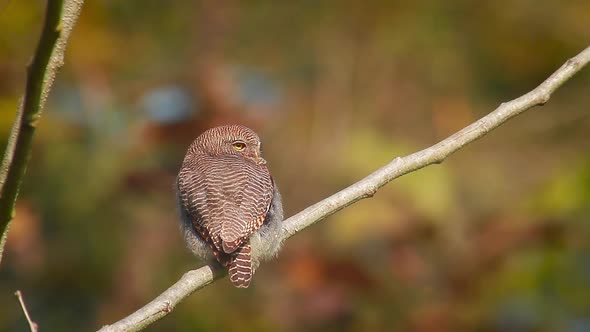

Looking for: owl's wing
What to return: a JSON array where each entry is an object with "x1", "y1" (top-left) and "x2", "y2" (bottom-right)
[
  {"x1": 178, "y1": 159, "x2": 218, "y2": 251},
  {"x1": 178, "y1": 154, "x2": 273, "y2": 254}
]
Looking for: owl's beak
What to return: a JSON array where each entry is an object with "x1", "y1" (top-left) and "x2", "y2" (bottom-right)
[{"x1": 254, "y1": 150, "x2": 266, "y2": 165}]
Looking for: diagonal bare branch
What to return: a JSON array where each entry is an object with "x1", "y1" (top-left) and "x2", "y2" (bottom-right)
[
  {"x1": 15, "y1": 290, "x2": 39, "y2": 332},
  {"x1": 98, "y1": 45, "x2": 590, "y2": 332}
]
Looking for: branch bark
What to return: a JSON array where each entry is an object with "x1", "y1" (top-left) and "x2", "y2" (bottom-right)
[
  {"x1": 0, "y1": 1, "x2": 85, "y2": 265},
  {"x1": 99, "y1": 45, "x2": 590, "y2": 332}
]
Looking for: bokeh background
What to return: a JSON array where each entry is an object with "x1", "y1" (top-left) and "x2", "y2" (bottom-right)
[{"x1": 1, "y1": 1, "x2": 590, "y2": 331}]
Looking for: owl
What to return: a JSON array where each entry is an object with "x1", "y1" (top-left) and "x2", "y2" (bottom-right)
[{"x1": 176, "y1": 125, "x2": 284, "y2": 288}]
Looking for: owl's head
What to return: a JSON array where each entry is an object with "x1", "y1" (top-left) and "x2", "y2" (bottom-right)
[{"x1": 191, "y1": 125, "x2": 266, "y2": 164}]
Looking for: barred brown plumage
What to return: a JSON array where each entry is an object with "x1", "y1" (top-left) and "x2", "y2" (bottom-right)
[{"x1": 176, "y1": 125, "x2": 284, "y2": 288}]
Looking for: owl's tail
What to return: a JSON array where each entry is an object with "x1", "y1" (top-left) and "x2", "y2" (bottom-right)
[{"x1": 228, "y1": 240, "x2": 253, "y2": 288}]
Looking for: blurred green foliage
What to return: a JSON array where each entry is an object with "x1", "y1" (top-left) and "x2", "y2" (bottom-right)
[{"x1": 1, "y1": 1, "x2": 590, "y2": 331}]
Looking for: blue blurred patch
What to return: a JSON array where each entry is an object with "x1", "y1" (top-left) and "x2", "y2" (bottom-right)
[{"x1": 140, "y1": 86, "x2": 194, "y2": 124}]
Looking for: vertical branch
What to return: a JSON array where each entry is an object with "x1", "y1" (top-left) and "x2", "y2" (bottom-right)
[{"x1": 0, "y1": 0, "x2": 85, "y2": 264}]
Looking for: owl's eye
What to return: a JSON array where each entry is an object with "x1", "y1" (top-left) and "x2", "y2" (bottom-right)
[{"x1": 232, "y1": 142, "x2": 246, "y2": 151}]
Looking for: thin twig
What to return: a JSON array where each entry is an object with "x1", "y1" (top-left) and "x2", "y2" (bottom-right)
[
  {"x1": 15, "y1": 290, "x2": 39, "y2": 332},
  {"x1": 98, "y1": 45, "x2": 590, "y2": 332}
]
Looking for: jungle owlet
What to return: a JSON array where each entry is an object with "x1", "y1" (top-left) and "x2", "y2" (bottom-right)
[{"x1": 176, "y1": 125, "x2": 284, "y2": 288}]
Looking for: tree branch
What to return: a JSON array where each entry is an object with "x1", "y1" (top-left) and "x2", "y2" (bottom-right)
[
  {"x1": 15, "y1": 290, "x2": 39, "y2": 332},
  {"x1": 97, "y1": 45, "x2": 590, "y2": 332},
  {"x1": 0, "y1": 1, "x2": 85, "y2": 265}
]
